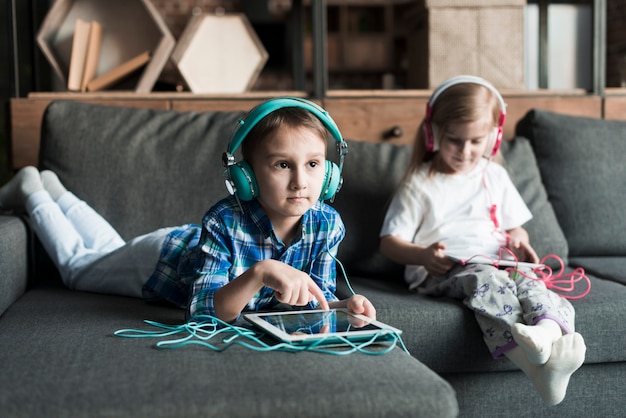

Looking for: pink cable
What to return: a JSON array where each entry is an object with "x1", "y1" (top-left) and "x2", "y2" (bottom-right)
[
  {"x1": 476, "y1": 166, "x2": 590, "y2": 299},
  {"x1": 502, "y1": 250, "x2": 591, "y2": 300},
  {"x1": 459, "y1": 248, "x2": 591, "y2": 300}
]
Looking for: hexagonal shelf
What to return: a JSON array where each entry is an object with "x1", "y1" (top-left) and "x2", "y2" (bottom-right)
[
  {"x1": 37, "y1": 0, "x2": 175, "y2": 92},
  {"x1": 171, "y1": 13, "x2": 269, "y2": 94}
]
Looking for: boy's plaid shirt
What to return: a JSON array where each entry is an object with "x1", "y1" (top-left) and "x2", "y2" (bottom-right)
[{"x1": 143, "y1": 196, "x2": 344, "y2": 319}]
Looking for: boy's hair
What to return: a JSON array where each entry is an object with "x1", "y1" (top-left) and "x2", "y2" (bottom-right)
[
  {"x1": 406, "y1": 82, "x2": 501, "y2": 178},
  {"x1": 241, "y1": 107, "x2": 330, "y2": 162}
]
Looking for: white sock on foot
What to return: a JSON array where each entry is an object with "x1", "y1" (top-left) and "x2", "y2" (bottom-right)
[
  {"x1": 512, "y1": 320, "x2": 562, "y2": 365},
  {"x1": 40, "y1": 170, "x2": 68, "y2": 201},
  {"x1": 506, "y1": 332, "x2": 586, "y2": 406},
  {"x1": 0, "y1": 166, "x2": 43, "y2": 211},
  {"x1": 529, "y1": 332, "x2": 586, "y2": 406}
]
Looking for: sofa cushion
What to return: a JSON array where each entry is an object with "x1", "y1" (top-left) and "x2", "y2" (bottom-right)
[
  {"x1": 0, "y1": 216, "x2": 29, "y2": 316},
  {"x1": 333, "y1": 140, "x2": 411, "y2": 279},
  {"x1": 40, "y1": 101, "x2": 244, "y2": 240},
  {"x1": 515, "y1": 110, "x2": 626, "y2": 256},
  {"x1": 569, "y1": 256, "x2": 626, "y2": 286},
  {"x1": 0, "y1": 281, "x2": 458, "y2": 417},
  {"x1": 500, "y1": 137, "x2": 569, "y2": 265},
  {"x1": 349, "y1": 270, "x2": 626, "y2": 374}
]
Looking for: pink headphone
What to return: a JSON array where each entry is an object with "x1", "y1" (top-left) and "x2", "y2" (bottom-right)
[{"x1": 423, "y1": 75, "x2": 507, "y2": 158}]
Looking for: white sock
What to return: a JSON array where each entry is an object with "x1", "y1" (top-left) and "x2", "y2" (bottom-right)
[
  {"x1": 0, "y1": 166, "x2": 43, "y2": 211},
  {"x1": 40, "y1": 170, "x2": 68, "y2": 201},
  {"x1": 512, "y1": 320, "x2": 563, "y2": 365},
  {"x1": 505, "y1": 332, "x2": 586, "y2": 406}
]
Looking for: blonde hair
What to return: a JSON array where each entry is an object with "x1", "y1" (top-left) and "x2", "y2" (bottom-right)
[{"x1": 406, "y1": 82, "x2": 502, "y2": 179}]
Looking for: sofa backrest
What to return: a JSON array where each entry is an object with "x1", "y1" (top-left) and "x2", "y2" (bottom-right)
[
  {"x1": 40, "y1": 101, "x2": 243, "y2": 241},
  {"x1": 39, "y1": 101, "x2": 586, "y2": 281},
  {"x1": 39, "y1": 101, "x2": 408, "y2": 278},
  {"x1": 516, "y1": 109, "x2": 626, "y2": 257}
]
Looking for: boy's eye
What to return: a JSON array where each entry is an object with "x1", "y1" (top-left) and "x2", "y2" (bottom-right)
[
  {"x1": 309, "y1": 161, "x2": 319, "y2": 168},
  {"x1": 277, "y1": 161, "x2": 289, "y2": 169}
]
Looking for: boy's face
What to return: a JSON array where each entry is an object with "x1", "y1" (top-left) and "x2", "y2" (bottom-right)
[
  {"x1": 250, "y1": 124, "x2": 327, "y2": 227},
  {"x1": 438, "y1": 114, "x2": 492, "y2": 175}
]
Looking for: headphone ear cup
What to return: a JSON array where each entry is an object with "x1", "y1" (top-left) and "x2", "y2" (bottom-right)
[
  {"x1": 228, "y1": 161, "x2": 258, "y2": 201},
  {"x1": 484, "y1": 127, "x2": 502, "y2": 157},
  {"x1": 423, "y1": 121, "x2": 434, "y2": 152},
  {"x1": 320, "y1": 160, "x2": 341, "y2": 201},
  {"x1": 431, "y1": 124, "x2": 440, "y2": 152},
  {"x1": 423, "y1": 121, "x2": 440, "y2": 152}
]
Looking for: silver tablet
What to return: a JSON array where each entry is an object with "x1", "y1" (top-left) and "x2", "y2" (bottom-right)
[
  {"x1": 446, "y1": 253, "x2": 546, "y2": 270},
  {"x1": 244, "y1": 309, "x2": 402, "y2": 346}
]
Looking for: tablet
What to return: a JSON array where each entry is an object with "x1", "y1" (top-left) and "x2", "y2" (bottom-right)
[
  {"x1": 244, "y1": 309, "x2": 402, "y2": 346},
  {"x1": 446, "y1": 253, "x2": 545, "y2": 270}
]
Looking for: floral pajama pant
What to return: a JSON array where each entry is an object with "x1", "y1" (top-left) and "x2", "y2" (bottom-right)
[{"x1": 419, "y1": 263, "x2": 575, "y2": 358}]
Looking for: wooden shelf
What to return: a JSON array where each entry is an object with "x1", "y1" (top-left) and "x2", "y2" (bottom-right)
[
  {"x1": 171, "y1": 14, "x2": 268, "y2": 94},
  {"x1": 11, "y1": 90, "x2": 626, "y2": 170},
  {"x1": 36, "y1": 0, "x2": 175, "y2": 93},
  {"x1": 303, "y1": 3, "x2": 403, "y2": 89}
]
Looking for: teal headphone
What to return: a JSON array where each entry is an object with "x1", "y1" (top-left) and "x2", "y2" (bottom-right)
[{"x1": 222, "y1": 97, "x2": 348, "y2": 202}]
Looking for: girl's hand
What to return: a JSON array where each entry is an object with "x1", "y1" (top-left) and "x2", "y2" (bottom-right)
[
  {"x1": 506, "y1": 228, "x2": 539, "y2": 263},
  {"x1": 422, "y1": 242, "x2": 455, "y2": 276},
  {"x1": 507, "y1": 238, "x2": 539, "y2": 263}
]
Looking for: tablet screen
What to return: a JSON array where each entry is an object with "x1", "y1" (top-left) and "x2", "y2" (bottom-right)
[{"x1": 244, "y1": 309, "x2": 401, "y2": 345}]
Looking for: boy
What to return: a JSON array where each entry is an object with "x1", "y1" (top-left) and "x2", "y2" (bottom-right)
[{"x1": 0, "y1": 98, "x2": 375, "y2": 323}]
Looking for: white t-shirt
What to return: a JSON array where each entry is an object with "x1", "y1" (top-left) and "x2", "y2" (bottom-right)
[{"x1": 380, "y1": 159, "x2": 532, "y2": 289}]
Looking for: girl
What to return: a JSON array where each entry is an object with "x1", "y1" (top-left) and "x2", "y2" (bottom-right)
[
  {"x1": 379, "y1": 75, "x2": 585, "y2": 406},
  {"x1": 0, "y1": 98, "x2": 374, "y2": 324}
]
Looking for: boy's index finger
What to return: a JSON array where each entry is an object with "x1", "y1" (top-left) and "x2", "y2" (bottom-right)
[{"x1": 308, "y1": 282, "x2": 330, "y2": 311}]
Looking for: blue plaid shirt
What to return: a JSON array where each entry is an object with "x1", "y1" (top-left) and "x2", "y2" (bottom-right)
[{"x1": 142, "y1": 195, "x2": 344, "y2": 320}]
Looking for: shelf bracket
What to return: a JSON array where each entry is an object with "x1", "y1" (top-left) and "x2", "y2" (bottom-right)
[{"x1": 311, "y1": 0, "x2": 327, "y2": 99}]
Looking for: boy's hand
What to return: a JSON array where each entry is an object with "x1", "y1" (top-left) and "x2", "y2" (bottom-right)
[
  {"x1": 330, "y1": 294, "x2": 376, "y2": 321},
  {"x1": 260, "y1": 260, "x2": 330, "y2": 311},
  {"x1": 346, "y1": 294, "x2": 376, "y2": 320}
]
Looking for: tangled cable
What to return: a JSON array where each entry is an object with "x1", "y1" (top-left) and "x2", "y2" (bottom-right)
[
  {"x1": 507, "y1": 254, "x2": 591, "y2": 300},
  {"x1": 461, "y1": 247, "x2": 592, "y2": 300},
  {"x1": 114, "y1": 314, "x2": 409, "y2": 356}
]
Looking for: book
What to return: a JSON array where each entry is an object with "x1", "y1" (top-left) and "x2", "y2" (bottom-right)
[
  {"x1": 67, "y1": 18, "x2": 90, "y2": 91},
  {"x1": 86, "y1": 50, "x2": 151, "y2": 92},
  {"x1": 67, "y1": 19, "x2": 103, "y2": 91},
  {"x1": 80, "y1": 20, "x2": 103, "y2": 92}
]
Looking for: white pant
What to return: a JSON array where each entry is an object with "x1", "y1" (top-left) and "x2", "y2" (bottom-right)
[{"x1": 26, "y1": 190, "x2": 173, "y2": 298}]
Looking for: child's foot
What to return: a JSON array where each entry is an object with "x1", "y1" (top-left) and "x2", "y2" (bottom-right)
[
  {"x1": 40, "y1": 170, "x2": 68, "y2": 201},
  {"x1": 512, "y1": 321, "x2": 561, "y2": 365},
  {"x1": 528, "y1": 332, "x2": 586, "y2": 406},
  {"x1": 0, "y1": 166, "x2": 43, "y2": 211}
]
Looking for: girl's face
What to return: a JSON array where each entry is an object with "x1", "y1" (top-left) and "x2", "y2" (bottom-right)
[
  {"x1": 250, "y1": 124, "x2": 327, "y2": 235},
  {"x1": 438, "y1": 114, "x2": 493, "y2": 175}
]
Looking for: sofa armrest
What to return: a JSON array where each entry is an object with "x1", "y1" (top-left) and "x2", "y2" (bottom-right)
[{"x1": 0, "y1": 216, "x2": 30, "y2": 316}]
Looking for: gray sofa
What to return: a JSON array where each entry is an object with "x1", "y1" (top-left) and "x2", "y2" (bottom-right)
[{"x1": 1, "y1": 101, "x2": 624, "y2": 417}]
